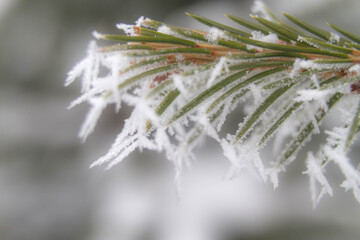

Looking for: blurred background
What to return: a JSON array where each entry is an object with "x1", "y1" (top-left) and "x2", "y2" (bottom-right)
[{"x1": 1, "y1": 0, "x2": 360, "y2": 239}]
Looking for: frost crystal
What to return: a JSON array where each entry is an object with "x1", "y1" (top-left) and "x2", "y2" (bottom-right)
[
  {"x1": 294, "y1": 89, "x2": 333, "y2": 102},
  {"x1": 303, "y1": 152, "x2": 333, "y2": 208},
  {"x1": 251, "y1": 1, "x2": 273, "y2": 21},
  {"x1": 329, "y1": 32, "x2": 340, "y2": 43},
  {"x1": 325, "y1": 146, "x2": 360, "y2": 203},
  {"x1": 116, "y1": 23, "x2": 136, "y2": 36},
  {"x1": 247, "y1": 31, "x2": 279, "y2": 51},
  {"x1": 206, "y1": 27, "x2": 227, "y2": 43},
  {"x1": 207, "y1": 57, "x2": 228, "y2": 87},
  {"x1": 79, "y1": 97, "x2": 107, "y2": 141}
]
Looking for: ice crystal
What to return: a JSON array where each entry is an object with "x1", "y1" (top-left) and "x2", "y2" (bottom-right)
[
  {"x1": 251, "y1": 1, "x2": 273, "y2": 21},
  {"x1": 206, "y1": 28, "x2": 227, "y2": 43},
  {"x1": 247, "y1": 31, "x2": 279, "y2": 51},
  {"x1": 303, "y1": 152, "x2": 333, "y2": 208}
]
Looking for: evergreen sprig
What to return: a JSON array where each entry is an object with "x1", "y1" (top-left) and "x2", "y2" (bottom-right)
[{"x1": 67, "y1": 2, "x2": 360, "y2": 205}]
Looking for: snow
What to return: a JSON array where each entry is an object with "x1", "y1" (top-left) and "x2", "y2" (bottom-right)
[
  {"x1": 158, "y1": 25, "x2": 172, "y2": 35},
  {"x1": 294, "y1": 89, "x2": 332, "y2": 102},
  {"x1": 65, "y1": 58, "x2": 88, "y2": 87},
  {"x1": 65, "y1": 40, "x2": 100, "y2": 94},
  {"x1": 196, "y1": 113, "x2": 220, "y2": 142},
  {"x1": 272, "y1": 118, "x2": 301, "y2": 155},
  {"x1": 116, "y1": 23, "x2": 135, "y2": 36},
  {"x1": 92, "y1": 31, "x2": 103, "y2": 40},
  {"x1": 251, "y1": 0, "x2": 273, "y2": 21},
  {"x1": 135, "y1": 16, "x2": 145, "y2": 27},
  {"x1": 107, "y1": 54, "x2": 132, "y2": 111},
  {"x1": 303, "y1": 152, "x2": 333, "y2": 208},
  {"x1": 206, "y1": 27, "x2": 226, "y2": 43},
  {"x1": 249, "y1": 83, "x2": 262, "y2": 105},
  {"x1": 290, "y1": 59, "x2": 313, "y2": 77},
  {"x1": 220, "y1": 139, "x2": 237, "y2": 167},
  {"x1": 206, "y1": 57, "x2": 228, "y2": 87},
  {"x1": 268, "y1": 167, "x2": 281, "y2": 189},
  {"x1": 325, "y1": 146, "x2": 360, "y2": 203},
  {"x1": 215, "y1": 99, "x2": 232, "y2": 131},
  {"x1": 67, "y1": 87, "x2": 104, "y2": 109},
  {"x1": 349, "y1": 64, "x2": 360, "y2": 74},
  {"x1": 247, "y1": 31, "x2": 279, "y2": 51},
  {"x1": 79, "y1": 97, "x2": 107, "y2": 142},
  {"x1": 329, "y1": 32, "x2": 340, "y2": 43},
  {"x1": 173, "y1": 74, "x2": 190, "y2": 98},
  {"x1": 116, "y1": 16, "x2": 144, "y2": 35}
]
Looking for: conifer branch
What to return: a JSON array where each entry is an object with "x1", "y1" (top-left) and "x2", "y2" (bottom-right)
[{"x1": 67, "y1": 2, "x2": 360, "y2": 205}]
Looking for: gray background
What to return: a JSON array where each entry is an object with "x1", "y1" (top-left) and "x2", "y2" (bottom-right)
[{"x1": 1, "y1": 0, "x2": 360, "y2": 239}]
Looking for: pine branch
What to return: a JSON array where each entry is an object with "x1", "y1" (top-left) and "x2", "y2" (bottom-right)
[{"x1": 67, "y1": 2, "x2": 360, "y2": 205}]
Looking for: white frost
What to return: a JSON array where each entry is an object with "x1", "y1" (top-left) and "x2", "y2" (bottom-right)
[
  {"x1": 247, "y1": 31, "x2": 278, "y2": 51},
  {"x1": 303, "y1": 152, "x2": 333, "y2": 208},
  {"x1": 290, "y1": 59, "x2": 313, "y2": 77},
  {"x1": 329, "y1": 32, "x2": 340, "y2": 43},
  {"x1": 207, "y1": 57, "x2": 228, "y2": 87},
  {"x1": 92, "y1": 31, "x2": 104, "y2": 40},
  {"x1": 158, "y1": 25, "x2": 172, "y2": 35},
  {"x1": 206, "y1": 27, "x2": 226, "y2": 43},
  {"x1": 116, "y1": 16, "x2": 144, "y2": 35},
  {"x1": 349, "y1": 64, "x2": 360, "y2": 75},
  {"x1": 267, "y1": 167, "x2": 281, "y2": 189},
  {"x1": 79, "y1": 97, "x2": 107, "y2": 142},
  {"x1": 65, "y1": 58, "x2": 88, "y2": 87},
  {"x1": 220, "y1": 139, "x2": 238, "y2": 168},
  {"x1": 251, "y1": 1, "x2": 273, "y2": 21},
  {"x1": 325, "y1": 146, "x2": 360, "y2": 203},
  {"x1": 173, "y1": 74, "x2": 190, "y2": 98},
  {"x1": 135, "y1": 16, "x2": 145, "y2": 27},
  {"x1": 294, "y1": 89, "x2": 333, "y2": 102}
]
